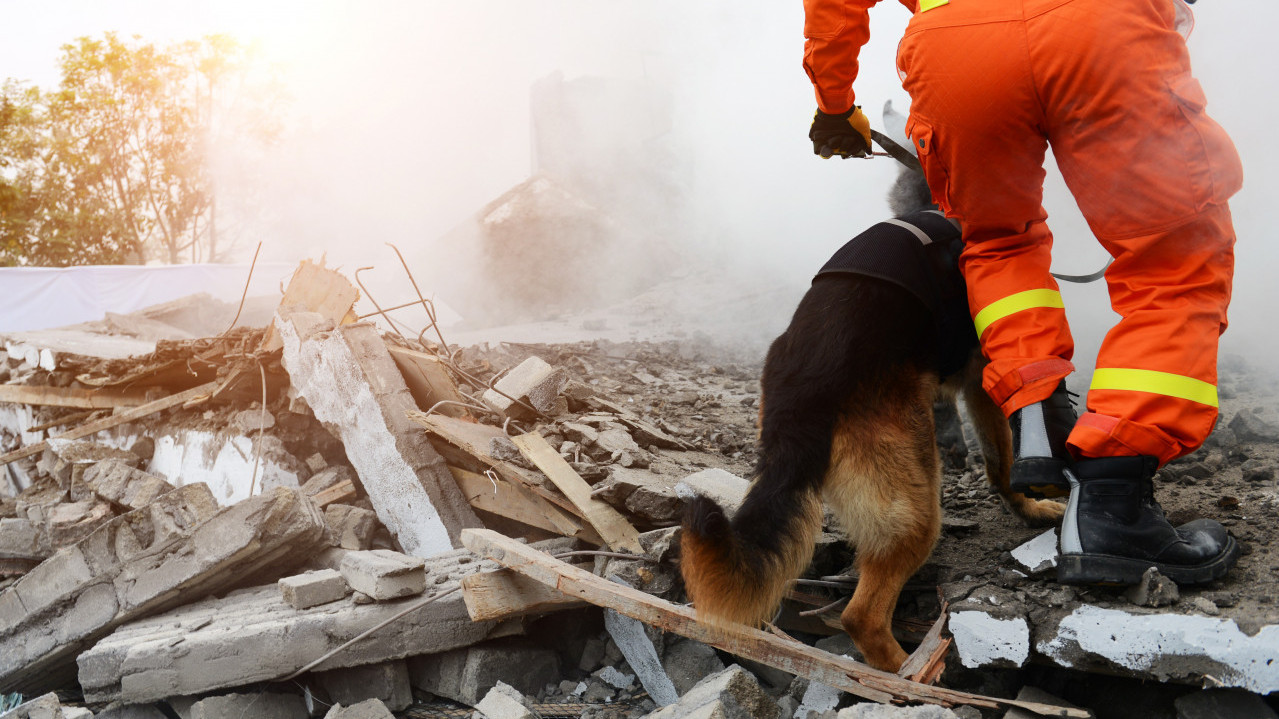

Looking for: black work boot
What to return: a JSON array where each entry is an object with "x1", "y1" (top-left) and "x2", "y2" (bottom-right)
[
  {"x1": 1056, "y1": 455, "x2": 1240, "y2": 586},
  {"x1": 1009, "y1": 379, "x2": 1076, "y2": 498}
]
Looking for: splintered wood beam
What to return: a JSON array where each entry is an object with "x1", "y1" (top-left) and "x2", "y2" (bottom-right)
[
  {"x1": 450, "y1": 465, "x2": 587, "y2": 539},
  {"x1": 897, "y1": 601, "x2": 951, "y2": 685},
  {"x1": 0, "y1": 380, "x2": 222, "y2": 467},
  {"x1": 308, "y1": 479, "x2": 358, "y2": 509},
  {"x1": 460, "y1": 529, "x2": 1090, "y2": 718},
  {"x1": 388, "y1": 346, "x2": 471, "y2": 418},
  {"x1": 0, "y1": 384, "x2": 154, "y2": 409},
  {"x1": 259, "y1": 258, "x2": 359, "y2": 351},
  {"x1": 461, "y1": 565, "x2": 590, "y2": 621},
  {"x1": 510, "y1": 432, "x2": 643, "y2": 555}
]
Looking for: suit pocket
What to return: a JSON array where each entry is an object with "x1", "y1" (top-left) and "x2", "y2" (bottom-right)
[
  {"x1": 1168, "y1": 72, "x2": 1243, "y2": 209},
  {"x1": 906, "y1": 116, "x2": 953, "y2": 216}
]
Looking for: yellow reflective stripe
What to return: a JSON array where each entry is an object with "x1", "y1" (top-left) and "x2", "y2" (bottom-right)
[
  {"x1": 1091, "y1": 368, "x2": 1219, "y2": 408},
  {"x1": 973, "y1": 289, "x2": 1064, "y2": 337},
  {"x1": 919, "y1": 0, "x2": 949, "y2": 10}
]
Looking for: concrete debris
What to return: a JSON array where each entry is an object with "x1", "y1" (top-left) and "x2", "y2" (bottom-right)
[
  {"x1": 604, "y1": 607, "x2": 679, "y2": 706},
  {"x1": 189, "y1": 691, "x2": 309, "y2": 719},
  {"x1": 322, "y1": 699, "x2": 395, "y2": 719},
  {"x1": 318, "y1": 659, "x2": 413, "y2": 712},
  {"x1": 78, "y1": 549, "x2": 497, "y2": 704},
  {"x1": 1003, "y1": 685, "x2": 1091, "y2": 719},
  {"x1": 643, "y1": 665, "x2": 779, "y2": 719},
  {"x1": 1009, "y1": 529, "x2": 1058, "y2": 575},
  {"x1": 324, "y1": 504, "x2": 379, "y2": 550},
  {"x1": 482, "y1": 355, "x2": 569, "y2": 418},
  {"x1": 279, "y1": 568, "x2": 348, "y2": 609},
  {"x1": 81, "y1": 460, "x2": 174, "y2": 511},
  {"x1": 1124, "y1": 566, "x2": 1180, "y2": 608},
  {"x1": 674, "y1": 468, "x2": 749, "y2": 515},
  {"x1": 339, "y1": 549, "x2": 427, "y2": 601},
  {"x1": 408, "y1": 641, "x2": 561, "y2": 706},
  {"x1": 472, "y1": 681, "x2": 538, "y2": 719},
  {"x1": 1174, "y1": 688, "x2": 1279, "y2": 719},
  {"x1": 276, "y1": 310, "x2": 482, "y2": 557},
  {"x1": 0, "y1": 693, "x2": 63, "y2": 719}
]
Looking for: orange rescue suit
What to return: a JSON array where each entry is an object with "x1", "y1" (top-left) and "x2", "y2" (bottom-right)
[{"x1": 804, "y1": 0, "x2": 1242, "y2": 465}]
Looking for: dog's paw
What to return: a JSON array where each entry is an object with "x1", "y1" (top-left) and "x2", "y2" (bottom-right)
[{"x1": 1008, "y1": 496, "x2": 1066, "y2": 527}]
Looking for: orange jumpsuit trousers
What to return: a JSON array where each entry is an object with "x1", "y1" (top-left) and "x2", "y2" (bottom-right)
[{"x1": 807, "y1": 0, "x2": 1242, "y2": 466}]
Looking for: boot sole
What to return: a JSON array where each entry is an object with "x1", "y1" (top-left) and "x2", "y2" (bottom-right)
[
  {"x1": 1056, "y1": 536, "x2": 1241, "y2": 586},
  {"x1": 1011, "y1": 457, "x2": 1071, "y2": 499}
]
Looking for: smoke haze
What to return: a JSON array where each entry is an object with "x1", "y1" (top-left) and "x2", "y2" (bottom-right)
[{"x1": 2, "y1": 1, "x2": 1276, "y2": 377}]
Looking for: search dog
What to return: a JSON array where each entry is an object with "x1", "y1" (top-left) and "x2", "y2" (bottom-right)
[{"x1": 679, "y1": 165, "x2": 1065, "y2": 673}]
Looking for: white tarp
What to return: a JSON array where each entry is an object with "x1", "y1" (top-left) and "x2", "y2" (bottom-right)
[{"x1": 0, "y1": 263, "x2": 296, "y2": 333}]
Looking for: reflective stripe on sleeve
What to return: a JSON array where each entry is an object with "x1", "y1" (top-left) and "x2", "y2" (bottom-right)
[
  {"x1": 1090, "y1": 367, "x2": 1219, "y2": 408},
  {"x1": 973, "y1": 288, "x2": 1064, "y2": 337}
]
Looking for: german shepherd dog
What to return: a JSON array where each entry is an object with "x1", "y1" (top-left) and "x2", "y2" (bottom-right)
[{"x1": 679, "y1": 149, "x2": 1065, "y2": 673}]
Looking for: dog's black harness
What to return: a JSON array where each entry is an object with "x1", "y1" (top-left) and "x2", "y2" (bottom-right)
[{"x1": 812, "y1": 210, "x2": 977, "y2": 379}]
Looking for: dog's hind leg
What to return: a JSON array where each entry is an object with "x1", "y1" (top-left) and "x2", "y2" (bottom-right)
[
  {"x1": 962, "y1": 376, "x2": 1064, "y2": 527},
  {"x1": 823, "y1": 377, "x2": 942, "y2": 673}
]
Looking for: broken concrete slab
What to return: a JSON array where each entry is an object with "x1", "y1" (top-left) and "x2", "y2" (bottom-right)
[
  {"x1": 0, "y1": 693, "x2": 64, "y2": 719},
  {"x1": 1009, "y1": 529, "x2": 1057, "y2": 576},
  {"x1": 605, "y1": 607, "x2": 678, "y2": 706},
  {"x1": 317, "y1": 660, "x2": 412, "y2": 712},
  {"x1": 189, "y1": 692, "x2": 308, "y2": 719},
  {"x1": 324, "y1": 504, "x2": 378, "y2": 550},
  {"x1": 276, "y1": 310, "x2": 482, "y2": 557},
  {"x1": 675, "y1": 468, "x2": 749, "y2": 515},
  {"x1": 662, "y1": 637, "x2": 726, "y2": 696},
  {"x1": 0, "y1": 485, "x2": 327, "y2": 696},
  {"x1": 643, "y1": 665, "x2": 779, "y2": 719},
  {"x1": 473, "y1": 681, "x2": 538, "y2": 719},
  {"x1": 339, "y1": 549, "x2": 426, "y2": 600},
  {"x1": 280, "y1": 569, "x2": 348, "y2": 610},
  {"x1": 407, "y1": 641, "x2": 561, "y2": 707},
  {"x1": 77, "y1": 548, "x2": 498, "y2": 705},
  {"x1": 82, "y1": 460, "x2": 174, "y2": 511},
  {"x1": 322, "y1": 699, "x2": 395, "y2": 719},
  {"x1": 481, "y1": 355, "x2": 568, "y2": 418}
]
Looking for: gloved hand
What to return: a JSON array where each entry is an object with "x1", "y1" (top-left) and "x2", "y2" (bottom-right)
[{"x1": 809, "y1": 106, "x2": 873, "y2": 159}]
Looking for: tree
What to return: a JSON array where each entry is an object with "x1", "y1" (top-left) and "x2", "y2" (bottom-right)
[{"x1": 0, "y1": 33, "x2": 283, "y2": 267}]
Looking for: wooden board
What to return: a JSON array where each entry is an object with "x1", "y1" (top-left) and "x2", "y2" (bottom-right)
[
  {"x1": 0, "y1": 384, "x2": 153, "y2": 409},
  {"x1": 260, "y1": 258, "x2": 360, "y2": 351},
  {"x1": 460, "y1": 529, "x2": 1090, "y2": 718},
  {"x1": 510, "y1": 432, "x2": 642, "y2": 555},
  {"x1": 388, "y1": 346, "x2": 470, "y2": 418},
  {"x1": 461, "y1": 566, "x2": 589, "y2": 621},
  {"x1": 450, "y1": 466, "x2": 586, "y2": 539},
  {"x1": 308, "y1": 479, "x2": 357, "y2": 509},
  {"x1": 0, "y1": 380, "x2": 222, "y2": 467}
]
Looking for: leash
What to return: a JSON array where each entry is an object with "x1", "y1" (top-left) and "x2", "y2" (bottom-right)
[{"x1": 870, "y1": 127, "x2": 1109, "y2": 284}]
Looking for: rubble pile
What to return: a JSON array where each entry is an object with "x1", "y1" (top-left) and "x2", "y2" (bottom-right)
[{"x1": 1, "y1": 261, "x2": 1278, "y2": 719}]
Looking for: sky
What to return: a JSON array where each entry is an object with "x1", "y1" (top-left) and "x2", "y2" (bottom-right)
[{"x1": 2, "y1": 1, "x2": 1276, "y2": 373}]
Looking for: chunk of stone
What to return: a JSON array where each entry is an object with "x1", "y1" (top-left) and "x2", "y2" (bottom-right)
[
  {"x1": 408, "y1": 642, "x2": 560, "y2": 706},
  {"x1": 339, "y1": 550, "x2": 426, "y2": 600},
  {"x1": 472, "y1": 681, "x2": 537, "y2": 719},
  {"x1": 604, "y1": 608, "x2": 678, "y2": 706},
  {"x1": 323, "y1": 699, "x2": 395, "y2": 719},
  {"x1": 82, "y1": 460, "x2": 175, "y2": 511},
  {"x1": 481, "y1": 356, "x2": 569, "y2": 417},
  {"x1": 0, "y1": 692, "x2": 63, "y2": 719},
  {"x1": 232, "y1": 407, "x2": 277, "y2": 434},
  {"x1": 675, "y1": 468, "x2": 749, "y2": 515},
  {"x1": 325, "y1": 504, "x2": 379, "y2": 550},
  {"x1": 190, "y1": 692, "x2": 308, "y2": 719},
  {"x1": 0, "y1": 517, "x2": 46, "y2": 561},
  {"x1": 279, "y1": 569, "x2": 348, "y2": 609},
  {"x1": 46, "y1": 500, "x2": 115, "y2": 547},
  {"x1": 1124, "y1": 567, "x2": 1180, "y2": 608},
  {"x1": 1229, "y1": 408, "x2": 1279, "y2": 443},
  {"x1": 643, "y1": 665, "x2": 779, "y2": 719},
  {"x1": 662, "y1": 638, "x2": 726, "y2": 695},
  {"x1": 1010, "y1": 529, "x2": 1058, "y2": 575},
  {"x1": 318, "y1": 660, "x2": 412, "y2": 712}
]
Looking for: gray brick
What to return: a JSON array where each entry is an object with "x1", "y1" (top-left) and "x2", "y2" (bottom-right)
[{"x1": 280, "y1": 569, "x2": 348, "y2": 610}]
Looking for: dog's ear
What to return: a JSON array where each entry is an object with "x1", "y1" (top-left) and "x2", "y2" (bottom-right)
[{"x1": 881, "y1": 99, "x2": 916, "y2": 158}]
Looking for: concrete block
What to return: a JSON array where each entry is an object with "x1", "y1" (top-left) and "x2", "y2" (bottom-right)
[
  {"x1": 276, "y1": 311, "x2": 481, "y2": 557},
  {"x1": 339, "y1": 550, "x2": 426, "y2": 600},
  {"x1": 662, "y1": 638, "x2": 726, "y2": 696},
  {"x1": 318, "y1": 660, "x2": 412, "y2": 712},
  {"x1": 190, "y1": 692, "x2": 308, "y2": 719},
  {"x1": 322, "y1": 699, "x2": 394, "y2": 719},
  {"x1": 77, "y1": 549, "x2": 498, "y2": 705},
  {"x1": 46, "y1": 499, "x2": 115, "y2": 547},
  {"x1": 279, "y1": 569, "x2": 348, "y2": 609},
  {"x1": 0, "y1": 485, "x2": 327, "y2": 696},
  {"x1": 82, "y1": 459, "x2": 175, "y2": 511},
  {"x1": 481, "y1": 356, "x2": 568, "y2": 417},
  {"x1": 0, "y1": 517, "x2": 46, "y2": 561},
  {"x1": 408, "y1": 642, "x2": 561, "y2": 706},
  {"x1": 0, "y1": 692, "x2": 63, "y2": 719},
  {"x1": 324, "y1": 504, "x2": 378, "y2": 550},
  {"x1": 473, "y1": 681, "x2": 536, "y2": 719},
  {"x1": 675, "y1": 468, "x2": 749, "y2": 515},
  {"x1": 644, "y1": 665, "x2": 779, "y2": 719},
  {"x1": 605, "y1": 607, "x2": 678, "y2": 706}
]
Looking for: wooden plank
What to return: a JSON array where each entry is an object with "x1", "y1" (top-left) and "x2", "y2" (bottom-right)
[
  {"x1": 0, "y1": 384, "x2": 153, "y2": 409},
  {"x1": 461, "y1": 529, "x2": 1090, "y2": 718},
  {"x1": 510, "y1": 432, "x2": 643, "y2": 555},
  {"x1": 897, "y1": 603, "x2": 950, "y2": 684},
  {"x1": 461, "y1": 566, "x2": 589, "y2": 621},
  {"x1": 0, "y1": 380, "x2": 221, "y2": 467},
  {"x1": 260, "y1": 258, "x2": 360, "y2": 351},
  {"x1": 308, "y1": 479, "x2": 357, "y2": 509},
  {"x1": 388, "y1": 346, "x2": 471, "y2": 419},
  {"x1": 408, "y1": 413, "x2": 583, "y2": 519},
  {"x1": 450, "y1": 466, "x2": 587, "y2": 539}
]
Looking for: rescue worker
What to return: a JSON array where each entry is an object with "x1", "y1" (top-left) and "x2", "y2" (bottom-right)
[{"x1": 803, "y1": 0, "x2": 1242, "y2": 585}]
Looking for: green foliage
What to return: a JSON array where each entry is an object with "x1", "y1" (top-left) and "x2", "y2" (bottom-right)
[{"x1": 0, "y1": 33, "x2": 283, "y2": 267}]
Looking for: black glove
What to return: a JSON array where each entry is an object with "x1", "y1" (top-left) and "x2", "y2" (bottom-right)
[{"x1": 809, "y1": 106, "x2": 873, "y2": 159}]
